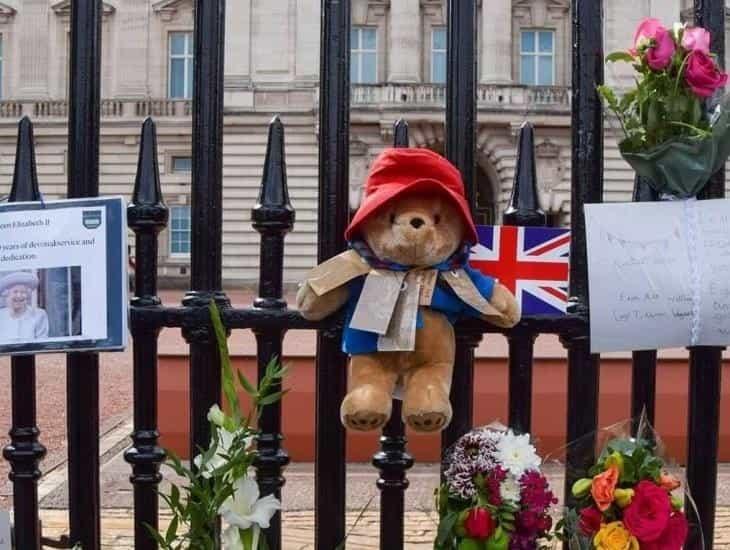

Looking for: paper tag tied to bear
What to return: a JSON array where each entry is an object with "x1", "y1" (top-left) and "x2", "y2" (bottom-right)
[
  {"x1": 377, "y1": 271, "x2": 422, "y2": 352},
  {"x1": 349, "y1": 270, "x2": 406, "y2": 335}
]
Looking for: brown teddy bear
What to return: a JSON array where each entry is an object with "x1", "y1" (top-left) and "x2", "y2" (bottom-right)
[{"x1": 297, "y1": 148, "x2": 520, "y2": 432}]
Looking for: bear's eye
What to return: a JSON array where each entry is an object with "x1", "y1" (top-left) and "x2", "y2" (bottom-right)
[
  {"x1": 434, "y1": 214, "x2": 441, "y2": 225},
  {"x1": 389, "y1": 213, "x2": 396, "y2": 224}
]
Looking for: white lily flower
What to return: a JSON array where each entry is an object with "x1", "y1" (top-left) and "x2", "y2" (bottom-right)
[
  {"x1": 207, "y1": 404, "x2": 226, "y2": 427},
  {"x1": 193, "y1": 427, "x2": 253, "y2": 479},
  {"x1": 219, "y1": 477, "x2": 281, "y2": 533}
]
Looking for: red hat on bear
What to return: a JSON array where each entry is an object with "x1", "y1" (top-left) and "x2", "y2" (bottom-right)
[{"x1": 345, "y1": 147, "x2": 478, "y2": 244}]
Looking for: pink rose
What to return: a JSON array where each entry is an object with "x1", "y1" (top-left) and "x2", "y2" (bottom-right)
[
  {"x1": 646, "y1": 28, "x2": 676, "y2": 70},
  {"x1": 685, "y1": 50, "x2": 728, "y2": 98},
  {"x1": 682, "y1": 27, "x2": 711, "y2": 54},
  {"x1": 633, "y1": 18, "x2": 676, "y2": 70},
  {"x1": 633, "y1": 18, "x2": 664, "y2": 50}
]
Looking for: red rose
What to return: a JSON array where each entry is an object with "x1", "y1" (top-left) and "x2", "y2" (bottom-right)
[
  {"x1": 579, "y1": 506, "x2": 603, "y2": 535},
  {"x1": 623, "y1": 481, "x2": 672, "y2": 542},
  {"x1": 463, "y1": 507, "x2": 496, "y2": 540},
  {"x1": 685, "y1": 50, "x2": 728, "y2": 98},
  {"x1": 643, "y1": 512, "x2": 689, "y2": 550}
]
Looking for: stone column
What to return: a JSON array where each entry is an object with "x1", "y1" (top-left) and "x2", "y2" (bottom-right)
[
  {"x1": 225, "y1": 0, "x2": 252, "y2": 86},
  {"x1": 295, "y1": 0, "x2": 320, "y2": 81},
  {"x1": 388, "y1": 0, "x2": 421, "y2": 82},
  {"x1": 650, "y1": 0, "x2": 681, "y2": 26},
  {"x1": 18, "y1": 0, "x2": 50, "y2": 97},
  {"x1": 481, "y1": 0, "x2": 512, "y2": 84},
  {"x1": 115, "y1": 0, "x2": 150, "y2": 97}
]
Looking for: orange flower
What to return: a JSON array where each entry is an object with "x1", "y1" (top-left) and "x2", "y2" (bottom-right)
[
  {"x1": 659, "y1": 473, "x2": 681, "y2": 492},
  {"x1": 592, "y1": 465, "x2": 620, "y2": 511}
]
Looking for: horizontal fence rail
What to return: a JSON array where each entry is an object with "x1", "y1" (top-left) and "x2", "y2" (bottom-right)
[{"x1": 1, "y1": 0, "x2": 726, "y2": 549}]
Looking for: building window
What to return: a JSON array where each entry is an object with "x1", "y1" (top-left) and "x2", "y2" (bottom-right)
[
  {"x1": 172, "y1": 156, "x2": 192, "y2": 173},
  {"x1": 520, "y1": 30, "x2": 555, "y2": 86},
  {"x1": 169, "y1": 32, "x2": 193, "y2": 99},
  {"x1": 350, "y1": 27, "x2": 377, "y2": 84},
  {"x1": 170, "y1": 205, "x2": 191, "y2": 255},
  {"x1": 431, "y1": 27, "x2": 447, "y2": 84}
]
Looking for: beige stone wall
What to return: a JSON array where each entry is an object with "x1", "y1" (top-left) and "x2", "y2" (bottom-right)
[{"x1": 0, "y1": 0, "x2": 723, "y2": 284}]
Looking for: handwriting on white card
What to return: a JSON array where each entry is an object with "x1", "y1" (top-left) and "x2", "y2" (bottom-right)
[{"x1": 585, "y1": 199, "x2": 730, "y2": 352}]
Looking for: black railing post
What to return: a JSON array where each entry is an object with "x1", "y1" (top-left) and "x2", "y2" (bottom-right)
[
  {"x1": 125, "y1": 118, "x2": 168, "y2": 550},
  {"x1": 182, "y1": 0, "x2": 229, "y2": 478},
  {"x1": 315, "y1": 1, "x2": 351, "y2": 549},
  {"x1": 630, "y1": 176, "x2": 659, "y2": 432},
  {"x1": 66, "y1": 0, "x2": 102, "y2": 546},
  {"x1": 503, "y1": 121, "x2": 547, "y2": 435},
  {"x1": 3, "y1": 116, "x2": 47, "y2": 550},
  {"x1": 372, "y1": 119, "x2": 415, "y2": 550},
  {"x1": 251, "y1": 116, "x2": 294, "y2": 550},
  {"x1": 442, "y1": 0, "x2": 479, "y2": 453},
  {"x1": 562, "y1": 0, "x2": 603, "y2": 511},
  {"x1": 686, "y1": 2, "x2": 725, "y2": 548}
]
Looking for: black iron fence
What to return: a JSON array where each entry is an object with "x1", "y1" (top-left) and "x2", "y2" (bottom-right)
[{"x1": 1, "y1": 0, "x2": 726, "y2": 549}]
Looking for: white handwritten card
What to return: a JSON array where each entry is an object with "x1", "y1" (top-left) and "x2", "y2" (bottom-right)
[{"x1": 585, "y1": 199, "x2": 730, "y2": 352}]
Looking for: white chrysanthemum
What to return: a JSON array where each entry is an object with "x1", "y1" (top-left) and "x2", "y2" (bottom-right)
[
  {"x1": 495, "y1": 430, "x2": 541, "y2": 477},
  {"x1": 500, "y1": 474, "x2": 522, "y2": 504}
]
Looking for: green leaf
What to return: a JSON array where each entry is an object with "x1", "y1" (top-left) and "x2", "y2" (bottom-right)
[
  {"x1": 606, "y1": 51, "x2": 636, "y2": 64},
  {"x1": 257, "y1": 390, "x2": 289, "y2": 406},
  {"x1": 209, "y1": 301, "x2": 241, "y2": 422},
  {"x1": 436, "y1": 511, "x2": 460, "y2": 547},
  {"x1": 458, "y1": 538, "x2": 483, "y2": 550},
  {"x1": 237, "y1": 370, "x2": 258, "y2": 396},
  {"x1": 165, "y1": 515, "x2": 179, "y2": 544}
]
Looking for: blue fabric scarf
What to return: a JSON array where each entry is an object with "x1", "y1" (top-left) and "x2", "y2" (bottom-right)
[{"x1": 348, "y1": 240, "x2": 471, "y2": 272}]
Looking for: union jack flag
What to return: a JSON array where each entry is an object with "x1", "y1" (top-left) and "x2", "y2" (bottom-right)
[{"x1": 469, "y1": 225, "x2": 571, "y2": 316}]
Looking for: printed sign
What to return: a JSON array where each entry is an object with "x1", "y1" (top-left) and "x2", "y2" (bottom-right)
[
  {"x1": 470, "y1": 225, "x2": 571, "y2": 316},
  {"x1": 0, "y1": 196, "x2": 128, "y2": 355},
  {"x1": 586, "y1": 199, "x2": 730, "y2": 352}
]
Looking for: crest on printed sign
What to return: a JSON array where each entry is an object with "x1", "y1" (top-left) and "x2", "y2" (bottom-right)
[{"x1": 82, "y1": 210, "x2": 102, "y2": 230}]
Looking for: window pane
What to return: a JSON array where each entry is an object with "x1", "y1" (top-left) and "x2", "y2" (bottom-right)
[
  {"x1": 350, "y1": 53, "x2": 360, "y2": 83},
  {"x1": 433, "y1": 28, "x2": 446, "y2": 50},
  {"x1": 172, "y1": 156, "x2": 192, "y2": 172},
  {"x1": 521, "y1": 31, "x2": 535, "y2": 53},
  {"x1": 351, "y1": 28, "x2": 359, "y2": 48},
  {"x1": 361, "y1": 28, "x2": 376, "y2": 50},
  {"x1": 170, "y1": 33, "x2": 186, "y2": 56},
  {"x1": 520, "y1": 55, "x2": 535, "y2": 85},
  {"x1": 538, "y1": 56, "x2": 553, "y2": 85},
  {"x1": 170, "y1": 59, "x2": 186, "y2": 97},
  {"x1": 170, "y1": 207, "x2": 191, "y2": 254},
  {"x1": 361, "y1": 52, "x2": 377, "y2": 83},
  {"x1": 539, "y1": 31, "x2": 553, "y2": 53},
  {"x1": 432, "y1": 52, "x2": 446, "y2": 83},
  {"x1": 186, "y1": 58, "x2": 193, "y2": 98}
]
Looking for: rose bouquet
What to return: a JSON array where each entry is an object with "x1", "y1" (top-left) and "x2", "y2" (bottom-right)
[
  {"x1": 562, "y1": 437, "x2": 690, "y2": 550},
  {"x1": 435, "y1": 426, "x2": 557, "y2": 550},
  {"x1": 598, "y1": 17, "x2": 730, "y2": 197}
]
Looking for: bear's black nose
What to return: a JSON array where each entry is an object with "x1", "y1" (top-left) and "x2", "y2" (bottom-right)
[{"x1": 410, "y1": 217, "x2": 425, "y2": 229}]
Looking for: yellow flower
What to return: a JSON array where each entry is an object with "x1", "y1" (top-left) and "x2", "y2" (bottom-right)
[
  {"x1": 594, "y1": 522, "x2": 639, "y2": 550},
  {"x1": 614, "y1": 488, "x2": 634, "y2": 508}
]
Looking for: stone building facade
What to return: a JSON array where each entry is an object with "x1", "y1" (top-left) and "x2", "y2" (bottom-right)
[{"x1": 0, "y1": 0, "x2": 725, "y2": 283}]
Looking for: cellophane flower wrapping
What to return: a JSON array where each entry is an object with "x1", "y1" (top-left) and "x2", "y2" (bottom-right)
[
  {"x1": 620, "y1": 96, "x2": 730, "y2": 198},
  {"x1": 560, "y1": 417, "x2": 703, "y2": 550},
  {"x1": 435, "y1": 423, "x2": 558, "y2": 550}
]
